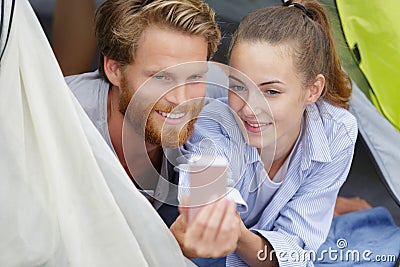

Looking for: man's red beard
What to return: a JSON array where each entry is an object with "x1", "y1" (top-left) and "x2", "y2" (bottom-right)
[{"x1": 119, "y1": 75, "x2": 204, "y2": 148}]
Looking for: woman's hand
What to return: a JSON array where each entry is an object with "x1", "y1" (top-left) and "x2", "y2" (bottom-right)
[{"x1": 170, "y1": 198, "x2": 241, "y2": 258}]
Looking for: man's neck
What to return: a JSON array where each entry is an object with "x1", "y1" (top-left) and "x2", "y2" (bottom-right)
[
  {"x1": 146, "y1": 144, "x2": 164, "y2": 173},
  {"x1": 107, "y1": 85, "x2": 128, "y2": 172},
  {"x1": 107, "y1": 86, "x2": 164, "y2": 178}
]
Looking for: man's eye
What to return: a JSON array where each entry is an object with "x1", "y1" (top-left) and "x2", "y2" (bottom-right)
[
  {"x1": 188, "y1": 74, "x2": 204, "y2": 81},
  {"x1": 154, "y1": 74, "x2": 167, "y2": 80},
  {"x1": 230, "y1": 85, "x2": 246, "y2": 92}
]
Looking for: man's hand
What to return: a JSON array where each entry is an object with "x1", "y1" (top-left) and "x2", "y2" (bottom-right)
[
  {"x1": 170, "y1": 213, "x2": 193, "y2": 256},
  {"x1": 170, "y1": 198, "x2": 241, "y2": 258}
]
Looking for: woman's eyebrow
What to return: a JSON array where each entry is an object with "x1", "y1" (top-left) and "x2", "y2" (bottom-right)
[{"x1": 259, "y1": 80, "x2": 284, "y2": 86}]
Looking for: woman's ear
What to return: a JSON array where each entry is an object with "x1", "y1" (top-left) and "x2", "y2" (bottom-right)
[
  {"x1": 104, "y1": 56, "x2": 122, "y2": 87},
  {"x1": 306, "y1": 74, "x2": 325, "y2": 105}
]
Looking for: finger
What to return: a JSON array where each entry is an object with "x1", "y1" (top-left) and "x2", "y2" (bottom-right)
[
  {"x1": 179, "y1": 195, "x2": 190, "y2": 224},
  {"x1": 197, "y1": 198, "x2": 229, "y2": 245},
  {"x1": 185, "y1": 199, "x2": 219, "y2": 241},
  {"x1": 213, "y1": 201, "x2": 239, "y2": 255},
  {"x1": 218, "y1": 200, "x2": 237, "y2": 238},
  {"x1": 184, "y1": 198, "x2": 226, "y2": 255}
]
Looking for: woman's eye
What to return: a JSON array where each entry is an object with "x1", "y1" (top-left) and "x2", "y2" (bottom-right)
[
  {"x1": 265, "y1": 89, "x2": 280, "y2": 95},
  {"x1": 230, "y1": 85, "x2": 246, "y2": 92}
]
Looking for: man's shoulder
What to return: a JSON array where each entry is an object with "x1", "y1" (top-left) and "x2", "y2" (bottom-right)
[
  {"x1": 65, "y1": 70, "x2": 109, "y2": 111},
  {"x1": 65, "y1": 70, "x2": 105, "y2": 95},
  {"x1": 65, "y1": 70, "x2": 110, "y2": 130}
]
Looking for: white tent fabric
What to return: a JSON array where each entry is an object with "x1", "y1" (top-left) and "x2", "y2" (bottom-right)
[
  {"x1": 350, "y1": 83, "x2": 400, "y2": 204},
  {"x1": 0, "y1": 0, "x2": 194, "y2": 266},
  {"x1": 0, "y1": 0, "x2": 14, "y2": 59}
]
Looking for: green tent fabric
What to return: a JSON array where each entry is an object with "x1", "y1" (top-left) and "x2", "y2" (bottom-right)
[{"x1": 336, "y1": 0, "x2": 400, "y2": 131}]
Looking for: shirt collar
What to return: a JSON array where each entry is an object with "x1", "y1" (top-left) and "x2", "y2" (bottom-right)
[
  {"x1": 300, "y1": 102, "x2": 332, "y2": 171},
  {"x1": 247, "y1": 144, "x2": 260, "y2": 164}
]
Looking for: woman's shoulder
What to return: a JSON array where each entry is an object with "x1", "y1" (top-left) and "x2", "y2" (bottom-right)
[
  {"x1": 199, "y1": 97, "x2": 238, "y2": 127},
  {"x1": 201, "y1": 97, "x2": 230, "y2": 115},
  {"x1": 194, "y1": 97, "x2": 244, "y2": 140},
  {"x1": 307, "y1": 99, "x2": 358, "y2": 145}
]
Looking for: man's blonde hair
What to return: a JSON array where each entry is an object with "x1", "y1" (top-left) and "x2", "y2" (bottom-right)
[{"x1": 95, "y1": 0, "x2": 221, "y2": 81}]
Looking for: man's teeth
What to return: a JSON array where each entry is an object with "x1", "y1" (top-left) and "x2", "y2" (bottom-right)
[
  {"x1": 246, "y1": 121, "x2": 268, "y2": 127},
  {"x1": 158, "y1": 111, "x2": 185, "y2": 119}
]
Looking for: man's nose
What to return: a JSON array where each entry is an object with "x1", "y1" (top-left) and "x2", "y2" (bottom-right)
[{"x1": 164, "y1": 85, "x2": 188, "y2": 105}]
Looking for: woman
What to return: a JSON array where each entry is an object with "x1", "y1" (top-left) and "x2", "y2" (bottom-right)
[{"x1": 176, "y1": 0, "x2": 358, "y2": 266}]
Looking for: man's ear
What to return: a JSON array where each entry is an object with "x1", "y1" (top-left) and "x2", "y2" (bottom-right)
[
  {"x1": 305, "y1": 74, "x2": 325, "y2": 105},
  {"x1": 104, "y1": 56, "x2": 122, "y2": 87}
]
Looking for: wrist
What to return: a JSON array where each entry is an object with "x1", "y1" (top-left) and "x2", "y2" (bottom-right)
[{"x1": 236, "y1": 220, "x2": 252, "y2": 251}]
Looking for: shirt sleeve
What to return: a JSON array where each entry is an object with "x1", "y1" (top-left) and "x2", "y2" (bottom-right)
[{"x1": 178, "y1": 99, "x2": 249, "y2": 211}]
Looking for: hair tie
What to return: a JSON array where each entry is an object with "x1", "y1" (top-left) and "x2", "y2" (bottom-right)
[{"x1": 282, "y1": 1, "x2": 312, "y2": 18}]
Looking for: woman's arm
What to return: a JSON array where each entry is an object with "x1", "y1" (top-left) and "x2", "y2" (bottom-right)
[
  {"x1": 233, "y1": 145, "x2": 355, "y2": 267},
  {"x1": 236, "y1": 223, "x2": 278, "y2": 267}
]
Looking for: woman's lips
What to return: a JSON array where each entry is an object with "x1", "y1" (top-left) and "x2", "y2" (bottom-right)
[{"x1": 243, "y1": 119, "x2": 272, "y2": 133}]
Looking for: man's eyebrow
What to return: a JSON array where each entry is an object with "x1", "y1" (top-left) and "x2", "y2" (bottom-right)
[
  {"x1": 145, "y1": 67, "x2": 209, "y2": 79},
  {"x1": 228, "y1": 75, "x2": 245, "y2": 84},
  {"x1": 144, "y1": 69, "x2": 171, "y2": 76},
  {"x1": 194, "y1": 67, "x2": 209, "y2": 75}
]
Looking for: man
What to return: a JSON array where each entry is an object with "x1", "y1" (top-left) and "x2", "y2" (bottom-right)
[{"x1": 66, "y1": 0, "x2": 240, "y2": 260}]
